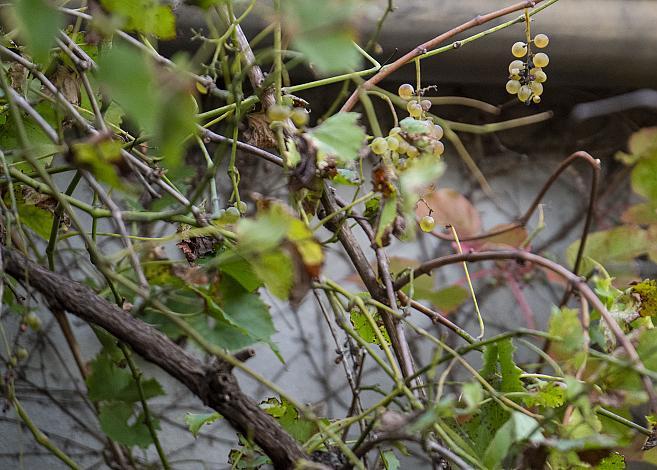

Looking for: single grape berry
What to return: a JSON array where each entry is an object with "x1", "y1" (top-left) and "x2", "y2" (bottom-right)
[
  {"x1": 420, "y1": 99, "x2": 432, "y2": 112},
  {"x1": 532, "y1": 95, "x2": 541, "y2": 103},
  {"x1": 508, "y1": 60, "x2": 525, "y2": 74},
  {"x1": 534, "y1": 33, "x2": 549, "y2": 48},
  {"x1": 420, "y1": 215, "x2": 436, "y2": 232},
  {"x1": 533, "y1": 52, "x2": 549, "y2": 68},
  {"x1": 406, "y1": 146, "x2": 419, "y2": 158},
  {"x1": 371, "y1": 137, "x2": 389, "y2": 155},
  {"x1": 397, "y1": 139, "x2": 410, "y2": 155},
  {"x1": 290, "y1": 108, "x2": 309, "y2": 127},
  {"x1": 407, "y1": 101, "x2": 423, "y2": 118},
  {"x1": 16, "y1": 347, "x2": 28, "y2": 361},
  {"x1": 518, "y1": 85, "x2": 532, "y2": 103},
  {"x1": 225, "y1": 206, "x2": 241, "y2": 222},
  {"x1": 529, "y1": 81, "x2": 544, "y2": 96},
  {"x1": 267, "y1": 104, "x2": 291, "y2": 122},
  {"x1": 531, "y1": 68, "x2": 547, "y2": 83},
  {"x1": 236, "y1": 201, "x2": 248, "y2": 214},
  {"x1": 432, "y1": 124, "x2": 444, "y2": 140},
  {"x1": 389, "y1": 126, "x2": 401, "y2": 135},
  {"x1": 385, "y1": 135, "x2": 400, "y2": 152},
  {"x1": 432, "y1": 141, "x2": 445, "y2": 156},
  {"x1": 506, "y1": 79, "x2": 521, "y2": 95},
  {"x1": 398, "y1": 83, "x2": 415, "y2": 100},
  {"x1": 25, "y1": 312, "x2": 41, "y2": 331},
  {"x1": 511, "y1": 42, "x2": 527, "y2": 58}
]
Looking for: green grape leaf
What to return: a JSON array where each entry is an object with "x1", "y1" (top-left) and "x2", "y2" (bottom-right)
[
  {"x1": 219, "y1": 254, "x2": 262, "y2": 292},
  {"x1": 251, "y1": 249, "x2": 295, "y2": 299},
  {"x1": 99, "y1": 402, "x2": 158, "y2": 448},
  {"x1": 184, "y1": 411, "x2": 222, "y2": 438},
  {"x1": 523, "y1": 382, "x2": 565, "y2": 408},
  {"x1": 86, "y1": 350, "x2": 164, "y2": 403},
  {"x1": 157, "y1": 87, "x2": 197, "y2": 172},
  {"x1": 261, "y1": 397, "x2": 325, "y2": 443},
  {"x1": 100, "y1": 0, "x2": 176, "y2": 39},
  {"x1": 12, "y1": 0, "x2": 63, "y2": 64},
  {"x1": 350, "y1": 310, "x2": 391, "y2": 348},
  {"x1": 483, "y1": 412, "x2": 543, "y2": 469},
  {"x1": 595, "y1": 452, "x2": 625, "y2": 469},
  {"x1": 498, "y1": 339, "x2": 525, "y2": 393},
  {"x1": 309, "y1": 112, "x2": 366, "y2": 164}
]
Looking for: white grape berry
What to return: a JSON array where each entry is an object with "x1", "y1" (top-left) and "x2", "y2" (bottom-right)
[
  {"x1": 512, "y1": 42, "x2": 527, "y2": 58},
  {"x1": 518, "y1": 85, "x2": 531, "y2": 102},
  {"x1": 398, "y1": 83, "x2": 414, "y2": 100},
  {"x1": 533, "y1": 52, "x2": 549, "y2": 68},
  {"x1": 530, "y1": 68, "x2": 547, "y2": 83},
  {"x1": 508, "y1": 60, "x2": 525, "y2": 74},
  {"x1": 420, "y1": 215, "x2": 436, "y2": 232},
  {"x1": 534, "y1": 33, "x2": 549, "y2": 48},
  {"x1": 529, "y1": 81, "x2": 544, "y2": 96},
  {"x1": 371, "y1": 137, "x2": 389, "y2": 155},
  {"x1": 506, "y1": 79, "x2": 521, "y2": 95}
]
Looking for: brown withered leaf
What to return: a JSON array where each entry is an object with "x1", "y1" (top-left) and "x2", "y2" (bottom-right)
[
  {"x1": 9, "y1": 62, "x2": 28, "y2": 92},
  {"x1": 51, "y1": 66, "x2": 81, "y2": 105},
  {"x1": 177, "y1": 235, "x2": 219, "y2": 263}
]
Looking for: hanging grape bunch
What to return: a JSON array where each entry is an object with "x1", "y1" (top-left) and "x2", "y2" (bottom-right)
[
  {"x1": 505, "y1": 29, "x2": 550, "y2": 104},
  {"x1": 370, "y1": 83, "x2": 444, "y2": 171}
]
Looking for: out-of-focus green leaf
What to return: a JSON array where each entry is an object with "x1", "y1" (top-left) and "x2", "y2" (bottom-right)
[
  {"x1": 157, "y1": 89, "x2": 197, "y2": 171},
  {"x1": 72, "y1": 139, "x2": 123, "y2": 187},
  {"x1": 633, "y1": 157, "x2": 657, "y2": 203},
  {"x1": 309, "y1": 112, "x2": 365, "y2": 164},
  {"x1": 99, "y1": 402, "x2": 158, "y2": 448},
  {"x1": 184, "y1": 411, "x2": 222, "y2": 438},
  {"x1": 375, "y1": 194, "x2": 397, "y2": 246},
  {"x1": 282, "y1": 0, "x2": 361, "y2": 75},
  {"x1": 12, "y1": 0, "x2": 63, "y2": 64},
  {"x1": 97, "y1": 43, "x2": 159, "y2": 132},
  {"x1": 100, "y1": 0, "x2": 176, "y2": 39},
  {"x1": 565, "y1": 226, "x2": 649, "y2": 275}
]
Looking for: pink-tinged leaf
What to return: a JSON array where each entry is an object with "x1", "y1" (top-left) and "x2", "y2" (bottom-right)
[
  {"x1": 473, "y1": 223, "x2": 528, "y2": 250},
  {"x1": 416, "y1": 188, "x2": 481, "y2": 238}
]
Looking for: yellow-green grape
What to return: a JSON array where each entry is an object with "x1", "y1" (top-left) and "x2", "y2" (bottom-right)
[
  {"x1": 506, "y1": 79, "x2": 521, "y2": 95},
  {"x1": 534, "y1": 33, "x2": 549, "y2": 48},
  {"x1": 290, "y1": 108, "x2": 309, "y2": 127},
  {"x1": 371, "y1": 137, "x2": 389, "y2": 155},
  {"x1": 225, "y1": 206, "x2": 241, "y2": 222},
  {"x1": 420, "y1": 215, "x2": 436, "y2": 232},
  {"x1": 508, "y1": 60, "x2": 525, "y2": 74},
  {"x1": 398, "y1": 83, "x2": 415, "y2": 100},
  {"x1": 432, "y1": 124, "x2": 444, "y2": 140},
  {"x1": 267, "y1": 104, "x2": 291, "y2": 121},
  {"x1": 386, "y1": 135, "x2": 400, "y2": 151},
  {"x1": 530, "y1": 68, "x2": 547, "y2": 83},
  {"x1": 532, "y1": 95, "x2": 541, "y2": 104},
  {"x1": 533, "y1": 52, "x2": 549, "y2": 68},
  {"x1": 16, "y1": 347, "x2": 28, "y2": 361},
  {"x1": 406, "y1": 146, "x2": 419, "y2": 158},
  {"x1": 25, "y1": 312, "x2": 41, "y2": 331},
  {"x1": 420, "y1": 99, "x2": 432, "y2": 112},
  {"x1": 518, "y1": 85, "x2": 531, "y2": 103},
  {"x1": 397, "y1": 139, "x2": 410, "y2": 155},
  {"x1": 389, "y1": 126, "x2": 401, "y2": 136},
  {"x1": 432, "y1": 141, "x2": 445, "y2": 156},
  {"x1": 511, "y1": 41, "x2": 527, "y2": 58},
  {"x1": 407, "y1": 101, "x2": 423, "y2": 118},
  {"x1": 529, "y1": 81, "x2": 544, "y2": 96}
]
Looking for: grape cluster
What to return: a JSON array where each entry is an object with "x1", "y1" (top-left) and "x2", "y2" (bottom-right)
[
  {"x1": 505, "y1": 33, "x2": 550, "y2": 104},
  {"x1": 369, "y1": 84, "x2": 444, "y2": 170},
  {"x1": 266, "y1": 102, "x2": 310, "y2": 128}
]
